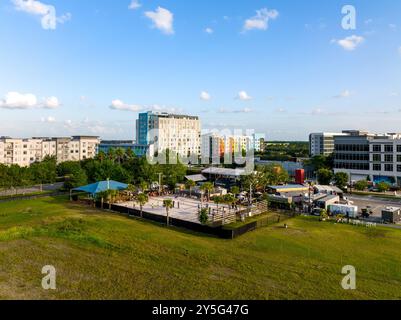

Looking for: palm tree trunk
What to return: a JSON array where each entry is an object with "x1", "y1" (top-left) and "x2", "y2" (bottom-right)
[{"x1": 166, "y1": 209, "x2": 169, "y2": 226}]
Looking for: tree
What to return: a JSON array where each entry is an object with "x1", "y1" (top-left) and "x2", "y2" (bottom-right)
[
  {"x1": 115, "y1": 148, "x2": 125, "y2": 164},
  {"x1": 127, "y1": 184, "x2": 137, "y2": 208},
  {"x1": 63, "y1": 167, "x2": 88, "y2": 190},
  {"x1": 377, "y1": 182, "x2": 390, "y2": 193},
  {"x1": 198, "y1": 208, "x2": 209, "y2": 225},
  {"x1": 306, "y1": 155, "x2": 332, "y2": 171},
  {"x1": 213, "y1": 196, "x2": 223, "y2": 210},
  {"x1": 230, "y1": 186, "x2": 240, "y2": 197},
  {"x1": 105, "y1": 189, "x2": 118, "y2": 209},
  {"x1": 163, "y1": 199, "x2": 174, "y2": 227},
  {"x1": 317, "y1": 168, "x2": 333, "y2": 185},
  {"x1": 354, "y1": 180, "x2": 368, "y2": 191},
  {"x1": 334, "y1": 172, "x2": 349, "y2": 190},
  {"x1": 185, "y1": 180, "x2": 196, "y2": 196},
  {"x1": 136, "y1": 193, "x2": 149, "y2": 218},
  {"x1": 95, "y1": 150, "x2": 106, "y2": 163},
  {"x1": 200, "y1": 182, "x2": 214, "y2": 202},
  {"x1": 139, "y1": 181, "x2": 149, "y2": 193},
  {"x1": 223, "y1": 194, "x2": 236, "y2": 213},
  {"x1": 107, "y1": 148, "x2": 116, "y2": 162},
  {"x1": 96, "y1": 190, "x2": 108, "y2": 209},
  {"x1": 319, "y1": 209, "x2": 328, "y2": 221}
]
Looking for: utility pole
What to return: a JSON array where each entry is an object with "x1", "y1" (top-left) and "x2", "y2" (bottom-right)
[{"x1": 158, "y1": 173, "x2": 162, "y2": 196}]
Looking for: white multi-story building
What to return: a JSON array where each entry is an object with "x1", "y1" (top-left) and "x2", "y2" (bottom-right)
[
  {"x1": 0, "y1": 136, "x2": 100, "y2": 167},
  {"x1": 309, "y1": 132, "x2": 349, "y2": 157},
  {"x1": 137, "y1": 111, "x2": 201, "y2": 157},
  {"x1": 333, "y1": 131, "x2": 401, "y2": 186}
]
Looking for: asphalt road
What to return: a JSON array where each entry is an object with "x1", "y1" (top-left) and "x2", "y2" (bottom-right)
[{"x1": 346, "y1": 194, "x2": 401, "y2": 217}]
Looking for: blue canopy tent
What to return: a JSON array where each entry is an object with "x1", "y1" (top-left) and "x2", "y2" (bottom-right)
[{"x1": 70, "y1": 180, "x2": 129, "y2": 201}]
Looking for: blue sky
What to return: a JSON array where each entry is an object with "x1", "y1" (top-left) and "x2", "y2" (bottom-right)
[{"x1": 0, "y1": 0, "x2": 401, "y2": 140}]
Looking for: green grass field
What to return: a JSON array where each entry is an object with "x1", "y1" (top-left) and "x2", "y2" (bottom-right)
[{"x1": 0, "y1": 196, "x2": 401, "y2": 300}]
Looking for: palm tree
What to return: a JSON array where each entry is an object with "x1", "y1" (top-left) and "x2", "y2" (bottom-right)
[
  {"x1": 213, "y1": 195, "x2": 223, "y2": 210},
  {"x1": 106, "y1": 189, "x2": 118, "y2": 209},
  {"x1": 107, "y1": 148, "x2": 116, "y2": 162},
  {"x1": 185, "y1": 179, "x2": 196, "y2": 197},
  {"x1": 163, "y1": 199, "x2": 174, "y2": 227},
  {"x1": 139, "y1": 181, "x2": 149, "y2": 193},
  {"x1": 96, "y1": 150, "x2": 106, "y2": 163},
  {"x1": 231, "y1": 186, "x2": 240, "y2": 197},
  {"x1": 200, "y1": 182, "x2": 214, "y2": 202},
  {"x1": 223, "y1": 194, "x2": 236, "y2": 213},
  {"x1": 127, "y1": 184, "x2": 137, "y2": 209},
  {"x1": 136, "y1": 193, "x2": 149, "y2": 218},
  {"x1": 96, "y1": 191, "x2": 108, "y2": 209},
  {"x1": 115, "y1": 148, "x2": 125, "y2": 164},
  {"x1": 125, "y1": 148, "x2": 135, "y2": 160}
]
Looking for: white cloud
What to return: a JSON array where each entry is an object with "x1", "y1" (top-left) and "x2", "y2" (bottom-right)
[
  {"x1": 128, "y1": 0, "x2": 141, "y2": 10},
  {"x1": 12, "y1": 0, "x2": 71, "y2": 30},
  {"x1": 332, "y1": 35, "x2": 365, "y2": 51},
  {"x1": 200, "y1": 91, "x2": 211, "y2": 101},
  {"x1": 0, "y1": 91, "x2": 37, "y2": 109},
  {"x1": 333, "y1": 90, "x2": 352, "y2": 99},
  {"x1": 276, "y1": 108, "x2": 286, "y2": 113},
  {"x1": 110, "y1": 99, "x2": 142, "y2": 112},
  {"x1": 57, "y1": 12, "x2": 71, "y2": 24},
  {"x1": 243, "y1": 8, "x2": 279, "y2": 32},
  {"x1": 237, "y1": 91, "x2": 252, "y2": 101},
  {"x1": 41, "y1": 116, "x2": 56, "y2": 123},
  {"x1": 0, "y1": 91, "x2": 62, "y2": 110},
  {"x1": 144, "y1": 7, "x2": 174, "y2": 35},
  {"x1": 205, "y1": 27, "x2": 213, "y2": 34},
  {"x1": 43, "y1": 96, "x2": 60, "y2": 109},
  {"x1": 110, "y1": 100, "x2": 181, "y2": 113},
  {"x1": 218, "y1": 107, "x2": 253, "y2": 114},
  {"x1": 390, "y1": 92, "x2": 399, "y2": 97}
]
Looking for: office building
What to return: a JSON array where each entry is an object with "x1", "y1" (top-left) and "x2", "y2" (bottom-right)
[
  {"x1": 333, "y1": 131, "x2": 401, "y2": 186},
  {"x1": 309, "y1": 132, "x2": 349, "y2": 157},
  {"x1": 136, "y1": 111, "x2": 201, "y2": 157}
]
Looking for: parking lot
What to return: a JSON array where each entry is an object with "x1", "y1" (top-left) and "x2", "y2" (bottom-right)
[{"x1": 347, "y1": 194, "x2": 401, "y2": 217}]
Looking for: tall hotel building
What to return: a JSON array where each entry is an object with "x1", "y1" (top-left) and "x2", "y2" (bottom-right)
[{"x1": 136, "y1": 111, "x2": 201, "y2": 157}]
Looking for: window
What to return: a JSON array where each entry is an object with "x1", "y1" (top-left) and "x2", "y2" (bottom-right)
[
  {"x1": 398, "y1": 165, "x2": 401, "y2": 173},
  {"x1": 385, "y1": 164, "x2": 394, "y2": 172},
  {"x1": 398, "y1": 155, "x2": 401, "y2": 163},
  {"x1": 385, "y1": 145, "x2": 394, "y2": 153},
  {"x1": 373, "y1": 154, "x2": 381, "y2": 162},
  {"x1": 373, "y1": 145, "x2": 381, "y2": 152},
  {"x1": 397, "y1": 145, "x2": 401, "y2": 153},
  {"x1": 385, "y1": 154, "x2": 394, "y2": 162},
  {"x1": 373, "y1": 164, "x2": 381, "y2": 171}
]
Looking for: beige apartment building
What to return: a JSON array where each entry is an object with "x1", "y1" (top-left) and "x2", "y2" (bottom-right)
[{"x1": 0, "y1": 136, "x2": 100, "y2": 167}]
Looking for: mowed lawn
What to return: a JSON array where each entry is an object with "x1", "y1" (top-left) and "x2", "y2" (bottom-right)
[{"x1": 0, "y1": 196, "x2": 401, "y2": 300}]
